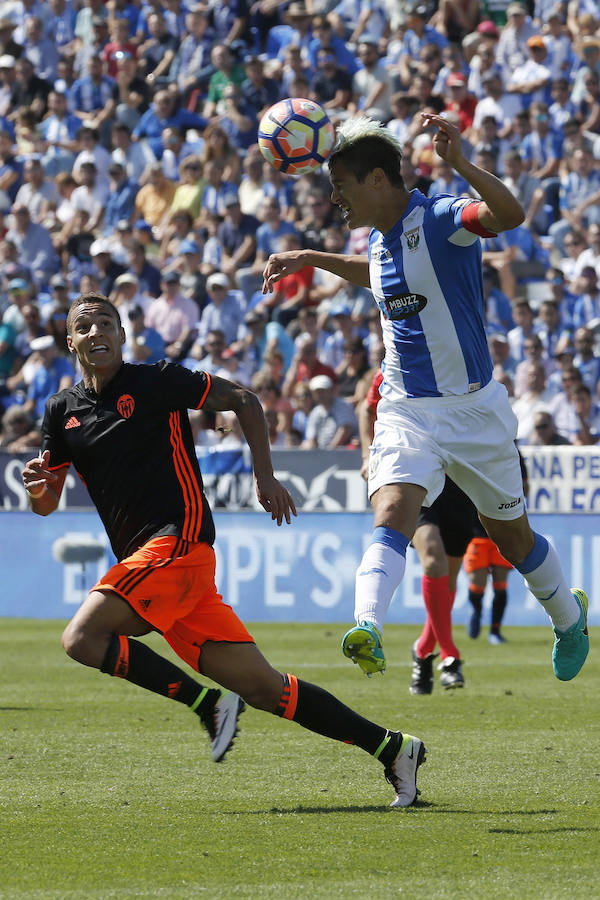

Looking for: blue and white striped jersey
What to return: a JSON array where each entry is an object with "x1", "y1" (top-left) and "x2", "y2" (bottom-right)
[{"x1": 369, "y1": 190, "x2": 494, "y2": 401}]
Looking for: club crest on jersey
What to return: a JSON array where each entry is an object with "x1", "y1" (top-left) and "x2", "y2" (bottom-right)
[
  {"x1": 405, "y1": 227, "x2": 420, "y2": 251},
  {"x1": 382, "y1": 293, "x2": 427, "y2": 320},
  {"x1": 117, "y1": 394, "x2": 135, "y2": 419}
]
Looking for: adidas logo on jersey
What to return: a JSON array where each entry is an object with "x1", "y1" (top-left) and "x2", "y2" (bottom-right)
[{"x1": 65, "y1": 416, "x2": 81, "y2": 429}]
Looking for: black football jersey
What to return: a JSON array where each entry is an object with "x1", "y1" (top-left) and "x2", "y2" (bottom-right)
[{"x1": 41, "y1": 361, "x2": 216, "y2": 560}]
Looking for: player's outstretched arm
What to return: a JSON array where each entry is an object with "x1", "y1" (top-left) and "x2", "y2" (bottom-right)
[
  {"x1": 423, "y1": 113, "x2": 525, "y2": 235},
  {"x1": 203, "y1": 375, "x2": 297, "y2": 525},
  {"x1": 22, "y1": 449, "x2": 67, "y2": 515},
  {"x1": 262, "y1": 250, "x2": 370, "y2": 294}
]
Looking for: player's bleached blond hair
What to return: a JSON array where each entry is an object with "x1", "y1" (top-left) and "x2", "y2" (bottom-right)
[
  {"x1": 329, "y1": 117, "x2": 404, "y2": 186},
  {"x1": 332, "y1": 116, "x2": 403, "y2": 157}
]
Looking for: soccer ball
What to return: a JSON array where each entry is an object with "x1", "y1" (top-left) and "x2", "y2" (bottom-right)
[{"x1": 258, "y1": 97, "x2": 336, "y2": 177}]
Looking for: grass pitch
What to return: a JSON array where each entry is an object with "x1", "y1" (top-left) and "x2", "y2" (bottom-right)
[{"x1": 1, "y1": 619, "x2": 598, "y2": 900}]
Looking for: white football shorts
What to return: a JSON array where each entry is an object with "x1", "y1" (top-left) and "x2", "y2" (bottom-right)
[{"x1": 368, "y1": 379, "x2": 525, "y2": 521}]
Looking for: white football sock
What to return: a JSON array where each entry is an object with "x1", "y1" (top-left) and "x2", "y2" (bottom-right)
[
  {"x1": 354, "y1": 541, "x2": 406, "y2": 633},
  {"x1": 518, "y1": 535, "x2": 579, "y2": 631}
]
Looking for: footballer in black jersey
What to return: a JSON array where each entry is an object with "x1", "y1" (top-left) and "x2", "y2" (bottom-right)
[
  {"x1": 21, "y1": 293, "x2": 428, "y2": 806},
  {"x1": 42, "y1": 359, "x2": 217, "y2": 561}
]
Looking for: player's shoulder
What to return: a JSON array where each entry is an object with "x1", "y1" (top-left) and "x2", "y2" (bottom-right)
[
  {"x1": 44, "y1": 380, "x2": 85, "y2": 428},
  {"x1": 425, "y1": 191, "x2": 476, "y2": 215},
  {"x1": 46, "y1": 379, "x2": 82, "y2": 411}
]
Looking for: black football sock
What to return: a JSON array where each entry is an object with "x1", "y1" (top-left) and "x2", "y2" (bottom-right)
[
  {"x1": 100, "y1": 634, "x2": 219, "y2": 713},
  {"x1": 491, "y1": 587, "x2": 507, "y2": 633},
  {"x1": 275, "y1": 674, "x2": 402, "y2": 766},
  {"x1": 468, "y1": 589, "x2": 483, "y2": 617}
]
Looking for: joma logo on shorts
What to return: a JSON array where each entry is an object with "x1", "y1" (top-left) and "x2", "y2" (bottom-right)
[
  {"x1": 497, "y1": 498, "x2": 521, "y2": 510},
  {"x1": 383, "y1": 293, "x2": 427, "y2": 320}
]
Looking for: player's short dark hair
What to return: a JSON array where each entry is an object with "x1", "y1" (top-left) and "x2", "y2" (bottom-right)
[
  {"x1": 330, "y1": 136, "x2": 404, "y2": 187},
  {"x1": 67, "y1": 292, "x2": 122, "y2": 333}
]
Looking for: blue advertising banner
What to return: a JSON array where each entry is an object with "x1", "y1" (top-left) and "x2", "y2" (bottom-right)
[
  {"x1": 2, "y1": 510, "x2": 598, "y2": 626},
  {"x1": 4, "y1": 446, "x2": 600, "y2": 513}
]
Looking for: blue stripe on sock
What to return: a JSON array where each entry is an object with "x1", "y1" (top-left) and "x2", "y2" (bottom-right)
[
  {"x1": 371, "y1": 526, "x2": 409, "y2": 557},
  {"x1": 516, "y1": 532, "x2": 549, "y2": 575}
]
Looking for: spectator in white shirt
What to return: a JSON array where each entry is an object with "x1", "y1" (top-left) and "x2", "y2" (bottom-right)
[{"x1": 303, "y1": 374, "x2": 358, "y2": 449}]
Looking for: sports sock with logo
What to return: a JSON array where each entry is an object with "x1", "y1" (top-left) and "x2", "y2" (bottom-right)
[
  {"x1": 275, "y1": 674, "x2": 402, "y2": 766},
  {"x1": 100, "y1": 634, "x2": 219, "y2": 714},
  {"x1": 417, "y1": 575, "x2": 460, "y2": 659},
  {"x1": 468, "y1": 584, "x2": 484, "y2": 618},
  {"x1": 516, "y1": 532, "x2": 579, "y2": 630},
  {"x1": 491, "y1": 581, "x2": 507, "y2": 633},
  {"x1": 354, "y1": 526, "x2": 409, "y2": 631}
]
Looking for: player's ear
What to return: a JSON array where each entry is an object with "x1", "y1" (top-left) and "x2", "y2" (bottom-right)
[
  {"x1": 369, "y1": 167, "x2": 386, "y2": 188},
  {"x1": 120, "y1": 326, "x2": 126, "y2": 346},
  {"x1": 66, "y1": 334, "x2": 75, "y2": 354}
]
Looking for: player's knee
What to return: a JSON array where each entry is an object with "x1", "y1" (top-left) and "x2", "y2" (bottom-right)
[
  {"x1": 61, "y1": 622, "x2": 102, "y2": 667},
  {"x1": 420, "y1": 549, "x2": 446, "y2": 576}
]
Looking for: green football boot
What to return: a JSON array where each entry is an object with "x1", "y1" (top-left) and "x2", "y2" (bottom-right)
[{"x1": 341, "y1": 621, "x2": 386, "y2": 676}]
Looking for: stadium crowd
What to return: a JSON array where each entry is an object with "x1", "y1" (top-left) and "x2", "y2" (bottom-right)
[{"x1": 1, "y1": 0, "x2": 600, "y2": 453}]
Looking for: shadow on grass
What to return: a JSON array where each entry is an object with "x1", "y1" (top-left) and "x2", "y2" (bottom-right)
[
  {"x1": 0, "y1": 706, "x2": 64, "y2": 712},
  {"x1": 488, "y1": 826, "x2": 600, "y2": 834},
  {"x1": 221, "y1": 804, "x2": 595, "y2": 818},
  {"x1": 223, "y1": 801, "x2": 435, "y2": 815}
]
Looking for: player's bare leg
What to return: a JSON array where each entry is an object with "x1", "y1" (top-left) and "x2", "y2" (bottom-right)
[
  {"x1": 61, "y1": 590, "x2": 240, "y2": 761},
  {"x1": 199, "y1": 639, "x2": 428, "y2": 807}
]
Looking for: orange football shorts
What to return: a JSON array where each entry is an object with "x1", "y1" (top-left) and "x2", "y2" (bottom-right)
[
  {"x1": 463, "y1": 537, "x2": 512, "y2": 574},
  {"x1": 92, "y1": 535, "x2": 253, "y2": 671}
]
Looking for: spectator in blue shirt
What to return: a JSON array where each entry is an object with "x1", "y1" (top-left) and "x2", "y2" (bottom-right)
[
  {"x1": 110, "y1": 0, "x2": 140, "y2": 38},
  {"x1": 133, "y1": 89, "x2": 207, "y2": 158},
  {"x1": 126, "y1": 239, "x2": 162, "y2": 298},
  {"x1": 482, "y1": 267, "x2": 515, "y2": 334},
  {"x1": 217, "y1": 192, "x2": 259, "y2": 291},
  {"x1": 24, "y1": 333, "x2": 75, "y2": 423},
  {"x1": 23, "y1": 16, "x2": 60, "y2": 84},
  {"x1": 307, "y1": 15, "x2": 360, "y2": 75},
  {"x1": 241, "y1": 55, "x2": 280, "y2": 120},
  {"x1": 219, "y1": 82, "x2": 257, "y2": 151},
  {"x1": 170, "y1": 5, "x2": 214, "y2": 106},
  {"x1": 103, "y1": 162, "x2": 138, "y2": 236},
  {"x1": 207, "y1": 0, "x2": 248, "y2": 47},
  {"x1": 44, "y1": 0, "x2": 77, "y2": 51},
  {"x1": 123, "y1": 304, "x2": 166, "y2": 365},
  {"x1": 572, "y1": 325, "x2": 600, "y2": 393},
  {"x1": 68, "y1": 55, "x2": 117, "y2": 137},
  {"x1": 0, "y1": 129, "x2": 22, "y2": 212},
  {"x1": 427, "y1": 158, "x2": 470, "y2": 198},
  {"x1": 396, "y1": 4, "x2": 448, "y2": 86},
  {"x1": 572, "y1": 269, "x2": 600, "y2": 331},
  {"x1": 196, "y1": 271, "x2": 247, "y2": 347},
  {"x1": 0, "y1": 319, "x2": 17, "y2": 388},
  {"x1": 40, "y1": 89, "x2": 82, "y2": 177},
  {"x1": 5, "y1": 204, "x2": 58, "y2": 287},
  {"x1": 521, "y1": 101, "x2": 563, "y2": 181},
  {"x1": 549, "y1": 145, "x2": 600, "y2": 253},
  {"x1": 233, "y1": 307, "x2": 296, "y2": 377}
]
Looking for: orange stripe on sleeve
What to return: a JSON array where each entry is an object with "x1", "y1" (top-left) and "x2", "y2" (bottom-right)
[
  {"x1": 169, "y1": 410, "x2": 202, "y2": 541},
  {"x1": 195, "y1": 372, "x2": 212, "y2": 409}
]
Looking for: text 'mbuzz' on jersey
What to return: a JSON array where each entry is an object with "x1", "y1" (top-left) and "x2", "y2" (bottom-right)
[
  {"x1": 368, "y1": 191, "x2": 495, "y2": 401},
  {"x1": 41, "y1": 361, "x2": 216, "y2": 560}
]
